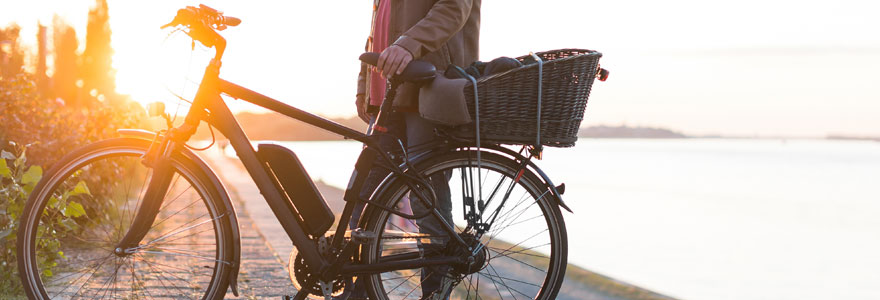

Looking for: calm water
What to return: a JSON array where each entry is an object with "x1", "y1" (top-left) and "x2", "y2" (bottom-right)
[{"x1": 259, "y1": 139, "x2": 880, "y2": 300}]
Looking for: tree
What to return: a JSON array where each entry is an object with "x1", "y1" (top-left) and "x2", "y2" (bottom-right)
[
  {"x1": 52, "y1": 17, "x2": 79, "y2": 105},
  {"x1": 0, "y1": 24, "x2": 25, "y2": 80},
  {"x1": 36, "y1": 24, "x2": 49, "y2": 98},
  {"x1": 80, "y1": 0, "x2": 116, "y2": 104}
]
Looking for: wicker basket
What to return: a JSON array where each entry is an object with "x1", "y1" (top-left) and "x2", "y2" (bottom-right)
[{"x1": 453, "y1": 49, "x2": 602, "y2": 147}]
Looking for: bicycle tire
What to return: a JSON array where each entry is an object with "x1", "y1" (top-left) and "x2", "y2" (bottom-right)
[
  {"x1": 360, "y1": 150, "x2": 568, "y2": 300},
  {"x1": 16, "y1": 138, "x2": 234, "y2": 299}
]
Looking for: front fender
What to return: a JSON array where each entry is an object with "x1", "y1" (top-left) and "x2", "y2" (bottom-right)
[{"x1": 117, "y1": 129, "x2": 243, "y2": 296}]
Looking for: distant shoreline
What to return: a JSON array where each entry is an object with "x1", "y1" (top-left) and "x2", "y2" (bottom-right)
[{"x1": 190, "y1": 112, "x2": 878, "y2": 142}]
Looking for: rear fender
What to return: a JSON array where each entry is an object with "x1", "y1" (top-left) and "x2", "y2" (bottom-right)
[
  {"x1": 369, "y1": 143, "x2": 572, "y2": 215},
  {"x1": 466, "y1": 145, "x2": 572, "y2": 213}
]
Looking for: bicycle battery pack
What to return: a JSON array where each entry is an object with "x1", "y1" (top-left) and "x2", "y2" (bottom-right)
[{"x1": 257, "y1": 143, "x2": 334, "y2": 237}]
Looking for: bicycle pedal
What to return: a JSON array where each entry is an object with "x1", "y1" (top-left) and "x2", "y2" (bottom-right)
[{"x1": 350, "y1": 228, "x2": 377, "y2": 244}]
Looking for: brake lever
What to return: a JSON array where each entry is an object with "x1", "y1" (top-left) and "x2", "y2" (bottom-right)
[
  {"x1": 160, "y1": 16, "x2": 179, "y2": 29},
  {"x1": 160, "y1": 7, "x2": 192, "y2": 29}
]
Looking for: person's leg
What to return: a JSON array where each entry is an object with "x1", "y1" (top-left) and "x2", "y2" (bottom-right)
[
  {"x1": 343, "y1": 111, "x2": 406, "y2": 300},
  {"x1": 404, "y1": 112, "x2": 453, "y2": 299},
  {"x1": 350, "y1": 111, "x2": 407, "y2": 229}
]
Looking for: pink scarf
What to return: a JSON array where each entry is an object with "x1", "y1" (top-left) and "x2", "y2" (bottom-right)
[{"x1": 369, "y1": 0, "x2": 391, "y2": 106}]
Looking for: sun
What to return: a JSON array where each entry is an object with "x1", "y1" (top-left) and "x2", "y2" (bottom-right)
[{"x1": 113, "y1": 25, "x2": 214, "y2": 112}]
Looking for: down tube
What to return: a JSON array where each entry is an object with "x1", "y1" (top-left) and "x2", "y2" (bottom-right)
[{"x1": 203, "y1": 94, "x2": 326, "y2": 269}]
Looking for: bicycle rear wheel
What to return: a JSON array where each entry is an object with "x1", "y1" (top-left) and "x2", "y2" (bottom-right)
[
  {"x1": 360, "y1": 150, "x2": 568, "y2": 300},
  {"x1": 16, "y1": 138, "x2": 234, "y2": 299}
]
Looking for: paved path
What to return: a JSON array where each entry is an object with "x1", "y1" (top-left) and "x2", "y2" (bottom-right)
[
  {"x1": 203, "y1": 148, "x2": 300, "y2": 299},
  {"x1": 203, "y1": 147, "x2": 348, "y2": 299},
  {"x1": 201, "y1": 146, "x2": 674, "y2": 300}
]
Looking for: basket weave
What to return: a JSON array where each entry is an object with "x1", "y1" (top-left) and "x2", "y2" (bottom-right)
[{"x1": 455, "y1": 49, "x2": 602, "y2": 147}]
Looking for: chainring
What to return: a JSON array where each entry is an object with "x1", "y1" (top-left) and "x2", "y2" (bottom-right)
[{"x1": 288, "y1": 235, "x2": 349, "y2": 296}]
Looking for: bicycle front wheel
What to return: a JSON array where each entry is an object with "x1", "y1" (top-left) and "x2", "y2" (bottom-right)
[
  {"x1": 361, "y1": 150, "x2": 568, "y2": 300},
  {"x1": 16, "y1": 138, "x2": 234, "y2": 299}
]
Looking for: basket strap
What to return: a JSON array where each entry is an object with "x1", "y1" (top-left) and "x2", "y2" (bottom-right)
[
  {"x1": 451, "y1": 64, "x2": 484, "y2": 202},
  {"x1": 529, "y1": 52, "x2": 544, "y2": 152}
]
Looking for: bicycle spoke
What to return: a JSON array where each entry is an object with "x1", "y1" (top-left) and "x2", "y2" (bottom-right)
[
  {"x1": 148, "y1": 185, "x2": 196, "y2": 230},
  {"x1": 148, "y1": 222, "x2": 218, "y2": 250},
  {"x1": 384, "y1": 269, "x2": 421, "y2": 297},
  {"x1": 401, "y1": 269, "x2": 433, "y2": 299},
  {"x1": 488, "y1": 243, "x2": 551, "y2": 260},
  {"x1": 95, "y1": 258, "x2": 124, "y2": 300},
  {"x1": 363, "y1": 152, "x2": 565, "y2": 300},
  {"x1": 67, "y1": 252, "x2": 116, "y2": 298},
  {"x1": 482, "y1": 267, "x2": 507, "y2": 300},
  {"x1": 131, "y1": 167, "x2": 154, "y2": 228},
  {"x1": 21, "y1": 144, "x2": 228, "y2": 300},
  {"x1": 485, "y1": 190, "x2": 532, "y2": 234},
  {"x1": 120, "y1": 158, "x2": 140, "y2": 239},
  {"x1": 480, "y1": 271, "x2": 542, "y2": 288},
  {"x1": 137, "y1": 253, "x2": 196, "y2": 298},
  {"x1": 47, "y1": 253, "x2": 114, "y2": 298},
  {"x1": 138, "y1": 212, "x2": 219, "y2": 250},
  {"x1": 484, "y1": 263, "x2": 529, "y2": 300}
]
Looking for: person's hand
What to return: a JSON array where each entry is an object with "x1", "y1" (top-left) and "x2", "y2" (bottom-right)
[
  {"x1": 355, "y1": 94, "x2": 369, "y2": 123},
  {"x1": 377, "y1": 45, "x2": 413, "y2": 78}
]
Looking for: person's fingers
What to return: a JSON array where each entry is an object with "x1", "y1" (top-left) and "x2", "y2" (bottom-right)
[
  {"x1": 356, "y1": 104, "x2": 367, "y2": 123},
  {"x1": 355, "y1": 95, "x2": 368, "y2": 123},
  {"x1": 385, "y1": 54, "x2": 402, "y2": 78},
  {"x1": 377, "y1": 51, "x2": 390, "y2": 76},
  {"x1": 396, "y1": 55, "x2": 412, "y2": 75}
]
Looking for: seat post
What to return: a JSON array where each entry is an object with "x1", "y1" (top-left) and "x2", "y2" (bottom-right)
[{"x1": 371, "y1": 79, "x2": 401, "y2": 135}]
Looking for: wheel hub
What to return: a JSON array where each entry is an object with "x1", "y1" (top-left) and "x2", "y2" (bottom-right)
[{"x1": 448, "y1": 233, "x2": 490, "y2": 275}]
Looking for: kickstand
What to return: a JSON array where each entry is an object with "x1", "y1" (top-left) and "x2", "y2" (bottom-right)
[
  {"x1": 287, "y1": 290, "x2": 309, "y2": 300},
  {"x1": 286, "y1": 282, "x2": 333, "y2": 300}
]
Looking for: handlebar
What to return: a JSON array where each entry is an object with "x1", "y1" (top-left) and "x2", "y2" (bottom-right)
[
  {"x1": 161, "y1": 5, "x2": 240, "y2": 60},
  {"x1": 161, "y1": 4, "x2": 240, "y2": 31}
]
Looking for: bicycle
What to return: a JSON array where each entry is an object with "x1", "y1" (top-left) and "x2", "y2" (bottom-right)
[{"x1": 17, "y1": 5, "x2": 580, "y2": 300}]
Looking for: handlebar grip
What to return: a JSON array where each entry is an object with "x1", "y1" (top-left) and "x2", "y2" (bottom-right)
[
  {"x1": 223, "y1": 16, "x2": 241, "y2": 27},
  {"x1": 359, "y1": 52, "x2": 380, "y2": 66}
]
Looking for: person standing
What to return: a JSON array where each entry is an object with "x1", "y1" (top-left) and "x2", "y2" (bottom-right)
[{"x1": 351, "y1": 0, "x2": 481, "y2": 298}]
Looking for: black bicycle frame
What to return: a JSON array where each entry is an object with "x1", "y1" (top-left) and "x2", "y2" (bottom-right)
[{"x1": 117, "y1": 56, "x2": 469, "y2": 280}]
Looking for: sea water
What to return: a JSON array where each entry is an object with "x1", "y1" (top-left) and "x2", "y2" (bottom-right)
[{"x1": 267, "y1": 139, "x2": 880, "y2": 300}]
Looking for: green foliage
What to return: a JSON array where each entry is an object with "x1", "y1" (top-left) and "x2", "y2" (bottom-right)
[
  {"x1": 0, "y1": 73, "x2": 143, "y2": 168},
  {"x1": 0, "y1": 144, "x2": 89, "y2": 295},
  {"x1": 0, "y1": 36, "x2": 142, "y2": 294}
]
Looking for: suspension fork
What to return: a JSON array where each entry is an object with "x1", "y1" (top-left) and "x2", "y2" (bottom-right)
[{"x1": 114, "y1": 135, "x2": 179, "y2": 253}]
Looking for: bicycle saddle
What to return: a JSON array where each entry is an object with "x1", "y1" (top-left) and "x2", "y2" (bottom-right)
[{"x1": 359, "y1": 52, "x2": 436, "y2": 84}]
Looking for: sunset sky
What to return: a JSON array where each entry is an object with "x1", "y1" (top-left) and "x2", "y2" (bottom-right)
[{"x1": 3, "y1": 0, "x2": 879, "y2": 137}]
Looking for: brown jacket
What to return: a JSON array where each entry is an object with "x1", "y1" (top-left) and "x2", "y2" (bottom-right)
[{"x1": 357, "y1": 0, "x2": 481, "y2": 109}]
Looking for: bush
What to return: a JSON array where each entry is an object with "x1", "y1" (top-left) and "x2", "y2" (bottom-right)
[
  {"x1": 0, "y1": 73, "x2": 144, "y2": 295},
  {"x1": 0, "y1": 144, "x2": 92, "y2": 295},
  {"x1": 0, "y1": 74, "x2": 144, "y2": 167}
]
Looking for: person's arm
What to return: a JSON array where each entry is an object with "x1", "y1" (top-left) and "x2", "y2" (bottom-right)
[
  {"x1": 355, "y1": 61, "x2": 370, "y2": 123},
  {"x1": 393, "y1": 0, "x2": 474, "y2": 59},
  {"x1": 378, "y1": 0, "x2": 474, "y2": 77}
]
